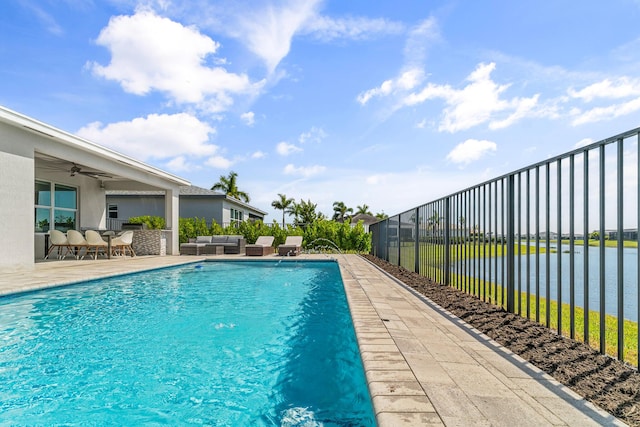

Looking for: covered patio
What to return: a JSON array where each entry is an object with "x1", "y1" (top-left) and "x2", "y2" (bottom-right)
[{"x1": 0, "y1": 105, "x2": 190, "y2": 270}]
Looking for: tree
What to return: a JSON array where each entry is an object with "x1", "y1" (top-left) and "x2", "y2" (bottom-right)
[
  {"x1": 375, "y1": 212, "x2": 388, "y2": 219},
  {"x1": 293, "y1": 199, "x2": 324, "y2": 228},
  {"x1": 271, "y1": 193, "x2": 295, "y2": 228},
  {"x1": 211, "y1": 171, "x2": 250, "y2": 203},
  {"x1": 332, "y1": 201, "x2": 353, "y2": 222},
  {"x1": 355, "y1": 204, "x2": 372, "y2": 215}
]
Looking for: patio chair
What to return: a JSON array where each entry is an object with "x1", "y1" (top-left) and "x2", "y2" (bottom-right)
[
  {"x1": 246, "y1": 236, "x2": 275, "y2": 256},
  {"x1": 111, "y1": 230, "x2": 136, "y2": 257},
  {"x1": 66, "y1": 230, "x2": 89, "y2": 260},
  {"x1": 85, "y1": 230, "x2": 109, "y2": 260},
  {"x1": 278, "y1": 236, "x2": 303, "y2": 256},
  {"x1": 44, "y1": 229, "x2": 72, "y2": 260}
]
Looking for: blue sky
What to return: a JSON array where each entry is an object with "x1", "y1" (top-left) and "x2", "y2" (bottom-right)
[{"x1": 3, "y1": 1, "x2": 640, "y2": 222}]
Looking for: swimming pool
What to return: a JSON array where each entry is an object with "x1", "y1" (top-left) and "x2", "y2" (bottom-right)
[{"x1": 0, "y1": 260, "x2": 376, "y2": 426}]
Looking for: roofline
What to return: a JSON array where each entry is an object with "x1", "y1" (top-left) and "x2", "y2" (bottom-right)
[
  {"x1": 222, "y1": 195, "x2": 268, "y2": 215},
  {"x1": 0, "y1": 105, "x2": 190, "y2": 187}
]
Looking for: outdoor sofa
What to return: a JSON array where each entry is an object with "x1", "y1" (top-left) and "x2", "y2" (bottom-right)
[{"x1": 180, "y1": 235, "x2": 246, "y2": 255}]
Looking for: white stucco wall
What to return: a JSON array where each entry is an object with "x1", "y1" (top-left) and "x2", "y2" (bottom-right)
[{"x1": 0, "y1": 151, "x2": 34, "y2": 270}]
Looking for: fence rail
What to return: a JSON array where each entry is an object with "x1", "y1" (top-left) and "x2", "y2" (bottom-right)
[{"x1": 370, "y1": 126, "x2": 640, "y2": 367}]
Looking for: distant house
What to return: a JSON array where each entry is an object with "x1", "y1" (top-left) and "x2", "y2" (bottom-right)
[
  {"x1": 349, "y1": 213, "x2": 379, "y2": 233},
  {"x1": 605, "y1": 229, "x2": 638, "y2": 241},
  {"x1": 106, "y1": 185, "x2": 267, "y2": 228}
]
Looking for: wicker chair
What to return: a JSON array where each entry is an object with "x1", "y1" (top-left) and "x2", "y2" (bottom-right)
[{"x1": 245, "y1": 236, "x2": 275, "y2": 256}]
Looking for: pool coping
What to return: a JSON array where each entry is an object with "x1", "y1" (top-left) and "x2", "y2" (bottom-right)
[{"x1": 0, "y1": 254, "x2": 628, "y2": 426}]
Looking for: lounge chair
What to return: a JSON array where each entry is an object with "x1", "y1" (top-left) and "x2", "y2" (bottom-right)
[
  {"x1": 246, "y1": 236, "x2": 275, "y2": 256},
  {"x1": 85, "y1": 230, "x2": 109, "y2": 260},
  {"x1": 111, "y1": 230, "x2": 136, "y2": 257},
  {"x1": 44, "y1": 229, "x2": 72, "y2": 259},
  {"x1": 278, "y1": 236, "x2": 303, "y2": 256},
  {"x1": 67, "y1": 230, "x2": 89, "y2": 259}
]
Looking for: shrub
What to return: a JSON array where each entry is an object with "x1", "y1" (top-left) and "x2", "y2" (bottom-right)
[{"x1": 128, "y1": 215, "x2": 165, "y2": 230}]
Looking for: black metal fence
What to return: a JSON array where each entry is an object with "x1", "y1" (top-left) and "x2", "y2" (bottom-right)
[{"x1": 371, "y1": 127, "x2": 640, "y2": 367}]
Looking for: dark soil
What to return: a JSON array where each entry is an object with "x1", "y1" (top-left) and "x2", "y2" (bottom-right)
[{"x1": 362, "y1": 254, "x2": 640, "y2": 426}]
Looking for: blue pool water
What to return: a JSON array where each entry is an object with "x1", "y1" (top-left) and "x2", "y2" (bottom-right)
[{"x1": 0, "y1": 260, "x2": 375, "y2": 426}]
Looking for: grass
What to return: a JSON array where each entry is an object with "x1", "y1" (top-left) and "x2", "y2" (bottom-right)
[{"x1": 557, "y1": 239, "x2": 638, "y2": 249}]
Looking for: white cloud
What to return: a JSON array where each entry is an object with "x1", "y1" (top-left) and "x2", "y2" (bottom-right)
[
  {"x1": 298, "y1": 126, "x2": 326, "y2": 144},
  {"x1": 252, "y1": 150, "x2": 267, "y2": 159},
  {"x1": 357, "y1": 68, "x2": 424, "y2": 105},
  {"x1": 76, "y1": 113, "x2": 216, "y2": 160},
  {"x1": 229, "y1": 1, "x2": 321, "y2": 73},
  {"x1": 446, "y1": 139, "x2": 497, "y2": 166},
  {"x1": 403, "y1": 17, "x2": 440, "y2": 68},
  {"x1": 89, "y1": 10, "x2": 261, "y2": 112},
  {"x1": 571, "y1": 97, "x2": 640, "y2": 126},
  {"x1": 568, "y1": 77, "x2": 640, "y2": 102},
  {"x1": 357, "y1": 18, "x2": 438, "y2": 105},
  {"x1": 205, "y1": 155, "x2": 234, "y2": 169},
  {"x1": 403, "y1": 63, "x2": 540, "y2": 132},
  {"x1": 283, "y1": 164, "x2": 326, "y2": 177},
  {"x1": 166, "y1": 156, "x2": 193, "y2": 172},
  {"x1": 276, "y1": 141, "x2": 302, "y2": 156},
  {"x1": 240, "y1": 111, "x2": 255, "y2": 126},
  {"x1": 219, "y1": 1, "x2": 403, "y2": 73},
  {"x1": 303, "y1": 15, "x2": 403, "y2": 42},
  {"x1": 22, "y1": 2, "x2": 63, "y2": 35}
]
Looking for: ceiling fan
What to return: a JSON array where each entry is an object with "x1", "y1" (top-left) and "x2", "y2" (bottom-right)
[{"x1": 69, "y1": 163, "x2": 112, "y2": 179}]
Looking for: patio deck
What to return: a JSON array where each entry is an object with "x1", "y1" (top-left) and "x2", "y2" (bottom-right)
[{"x1": 0, "y1": 254, "x2": 626, "y2": 426}]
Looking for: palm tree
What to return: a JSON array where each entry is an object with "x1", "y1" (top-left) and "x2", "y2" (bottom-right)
[
  {"x1": 332, "y1": 201, "x2": 353, "y2": 222},
  {"x1": 293, "y1": 199, "x2": 324, "y2": 229},
  {"x1": 375, "y1": 212, "x2": 388, "y2": 219},
  {"x1": 355, "y1": 204, "x2": 372, "y2": 215},
  {"x1": 271, "y1": 193, "x2": 294, "y2": 228},
  {"x1": 211, "y1": 171, "x2": 250, "y2": 203}
]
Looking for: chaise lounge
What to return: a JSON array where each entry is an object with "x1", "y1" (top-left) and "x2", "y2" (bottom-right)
[
  {"x1": 245, "y1": 236, "x2": 275, "y2": 256},
  {"x1": 278, "y1": 236, "x2": 303, "y2": 256}
]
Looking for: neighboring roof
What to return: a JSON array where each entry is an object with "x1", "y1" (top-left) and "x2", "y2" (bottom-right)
[
  {"x1": 0, "y1": 105, "x2": 190, "y2": 187},
  {"x1": 351, "y1": 213, "x2": 380, "y2": 225},
  {"x1": 106, "y1": 185, "x2": 268, "y2": 215}
]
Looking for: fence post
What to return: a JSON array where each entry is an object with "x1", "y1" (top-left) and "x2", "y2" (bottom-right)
[
  {"x1": 444, "y1": 197, "x2": 451, "y2": 286},
  {"x1": 397, "y1": 216, "x2": 401, "y2": 266},
  {"x1": 414, "y1": 207, "x2": 420, "y2": 274},
  {"x1": 506, "y1": 174, "x2": 516, "y2": 313}
]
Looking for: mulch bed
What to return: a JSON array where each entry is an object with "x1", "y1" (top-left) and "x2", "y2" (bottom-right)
[{"x1": 361, "y1": 254, "x2": 640, "y2": 426}]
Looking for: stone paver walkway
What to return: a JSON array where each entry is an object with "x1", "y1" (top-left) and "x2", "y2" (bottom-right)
[
  {"x1": 0, "y1": 254, "x2": 627, "y2": 426},
  {"x1": 337, "y1": 255, "x2": 625, "y2": 426}
]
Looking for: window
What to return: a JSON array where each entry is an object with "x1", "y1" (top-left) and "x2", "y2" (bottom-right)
[
  {"x1": 108, "y1": 204, "x2": 118, "y2": 219},
  {"x1": 35, "y1": 181, "x2": 77, "y2": 232},
  {"x1": 230, "y1": 208, "x2": 244, "y2": 225}
]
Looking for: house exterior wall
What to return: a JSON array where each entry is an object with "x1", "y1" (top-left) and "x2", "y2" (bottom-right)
[
  {"x1": 107, "y1": 195, "x2": 165, "y2": 220},
  {"x1": 179, "y1": 197, "x2": 225, "y2": 224},
  {"x1": 105, "y1": 194, "x2": 265, "y2": 227},
  {"x1": 0, "y1": 150, "x2": 34, "y2": 269}
]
